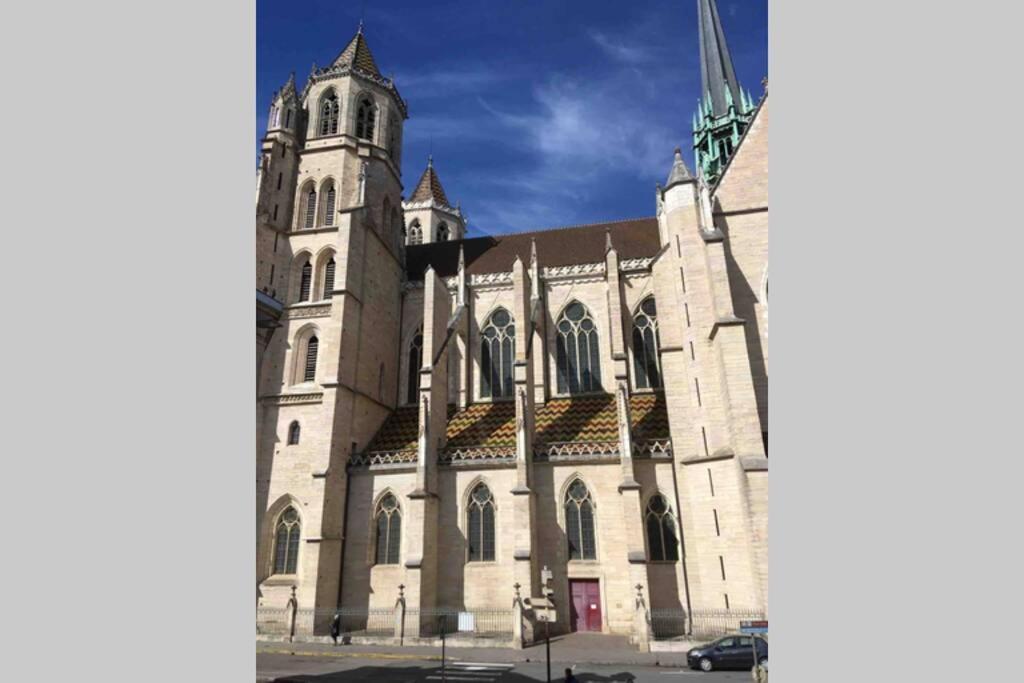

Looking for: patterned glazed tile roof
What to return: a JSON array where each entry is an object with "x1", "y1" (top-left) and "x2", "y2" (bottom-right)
[
  {"x1": 332, "y1": 30, "x2": 381, "y2": 76},
  {"x1": 363, "y1": 393, "x2": 669, "y2": 454},
  {"x1": 630, "y1": 393, "x2": 670, "y2": 442},
  {"x1": 364, "y1": 405, "x2": 419, "y2": 453},
  {"x1": 409, "y1": 160, "x2": 451, "y2": 206},
  {"x1": 446, "y1": 402, "x2": 516, "y2": 447}
]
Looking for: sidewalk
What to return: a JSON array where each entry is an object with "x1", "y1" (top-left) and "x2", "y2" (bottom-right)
[{"x1": 257, "y1": 632, "x2": 693, "y2": 667}]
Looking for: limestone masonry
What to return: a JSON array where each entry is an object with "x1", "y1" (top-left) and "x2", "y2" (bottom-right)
[{"x1": 256, "y1": 1, "x2": 767, "y2": 644}]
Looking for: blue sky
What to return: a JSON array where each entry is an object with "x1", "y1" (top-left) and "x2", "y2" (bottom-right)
[{"x1": 257, "y1": 0, "x2": 767, "y2": 237}]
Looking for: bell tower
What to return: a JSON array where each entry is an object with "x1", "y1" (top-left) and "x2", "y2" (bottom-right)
[
  {"x1": 256, "y1": 25, "x2": 411, "y2": 622},
  {"x1": 691, "y1": 0, "x2": 756, "y2": 184}
]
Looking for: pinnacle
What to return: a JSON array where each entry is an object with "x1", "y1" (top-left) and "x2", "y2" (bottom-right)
[{"x1": 665, "y1": 148, "x2": 694, "y2": 188}]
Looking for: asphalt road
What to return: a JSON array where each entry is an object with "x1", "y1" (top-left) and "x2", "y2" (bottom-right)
[{"x1": 257, "y1": 652, "x2": 757, "y2": 682}]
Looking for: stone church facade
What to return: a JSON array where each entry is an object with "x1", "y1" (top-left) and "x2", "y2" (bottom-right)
[{"x1": 256, "y1": 0, "x2": 767, "y2": 643}]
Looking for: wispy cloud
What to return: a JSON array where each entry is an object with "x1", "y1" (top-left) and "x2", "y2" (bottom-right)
[
  {"x1": 588, "y1": 30, "x2": 655, "y2": 65},
  {"x1": 396, "y1": 64, "x2": 519, "y2": 99}
]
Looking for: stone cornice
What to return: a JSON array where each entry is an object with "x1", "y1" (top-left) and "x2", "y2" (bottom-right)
[
  {"x1": 303, "y1": 64, "x2": 408, "y2": 118},
  {"x1": 260, "y1": 392, "x2": 324, "y2": 406}
]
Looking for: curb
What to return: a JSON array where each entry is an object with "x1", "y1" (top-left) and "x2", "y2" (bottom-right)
[{"x1": 256, "y1": 646, "x2": 690, "y2": 668}]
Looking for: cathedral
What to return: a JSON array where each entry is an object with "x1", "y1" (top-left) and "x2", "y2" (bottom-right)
[{"x1": 256, "y1": 0, "x2": 767, "y2": 645}]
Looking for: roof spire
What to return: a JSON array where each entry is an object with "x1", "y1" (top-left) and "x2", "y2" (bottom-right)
[
  {"x1": 698, "y1": 0, "x2": 744, "y2": 118},
  {"x1": 331, "y1": 25, "x2": 381, "y2": 75},
  {"x1": 666, "y1": 147, "x2": 694, "y2": 188},
  {"x1": 409, "y1": 157, "x2": 451, "y2": 206}
]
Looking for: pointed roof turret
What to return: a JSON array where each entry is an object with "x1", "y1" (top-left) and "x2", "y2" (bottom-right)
[
  {"x1": 665, "y1": 147, "x2": 694, "y2": 188},
  {"x1": 331, "y1": 27, "x2": 381, "y2": 76},
  {"x1": 409, "y1": 156, "x2": 451, "y2": 206},
  {"x1": 698, "y1": 0, "x2": 744, "y2": 118}
]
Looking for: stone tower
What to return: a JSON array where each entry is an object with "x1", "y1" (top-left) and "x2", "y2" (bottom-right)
[
  {"x1": 691, "y1": 0, "x2": 756, "y2": 183},
  {"x1": 255, "y1": 26, "x2": 410, "y2": 621},
  {"x1": 402, "y1": 156, "x2": 466, "y2": 244}
]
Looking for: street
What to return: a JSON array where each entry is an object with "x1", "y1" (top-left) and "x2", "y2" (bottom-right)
[{"x1": 257, "y1": 652, "x2": 756, "y2": 682}]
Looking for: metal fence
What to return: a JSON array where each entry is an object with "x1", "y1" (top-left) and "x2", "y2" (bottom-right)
[
  {"x1": 650, "y1": 608, "x2": 766, "y2": 641},
  {"x1": 404, "y1": 608, "x2": 513, "y2": 639},
  {"x1": 258, "y1": 605, "x2": 513, "y2": 641},
  {"x1": 256, "y1": 606, "x2": 291, "y2": 636}
]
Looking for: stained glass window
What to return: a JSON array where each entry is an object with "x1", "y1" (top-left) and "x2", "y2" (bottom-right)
[{"x1": 565, "y1": 479, "x2": 596, "y2": 560}]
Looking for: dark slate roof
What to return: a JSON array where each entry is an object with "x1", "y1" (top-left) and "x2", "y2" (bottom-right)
[
  {"x1": 332, "y1": 30, "x2": 381, "y2": 76},
  {"x1": 404, "y1": 217, "x2": 661, "y2": 280},
  {"x1": 409, "y1": 161, "x2": 450, "y2": 205}
]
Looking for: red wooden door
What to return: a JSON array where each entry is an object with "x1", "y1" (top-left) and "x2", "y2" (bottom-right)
[{"x1": 569, "y1": 580, "x2": 602, "y2": 632}]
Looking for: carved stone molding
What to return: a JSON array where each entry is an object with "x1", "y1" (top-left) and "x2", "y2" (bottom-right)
[
  {"x1": 262, "y1": 392, "x2": 323, "y2": 406},
  {"x1": 286, "y1": 304, "x2": 331, "y2": 320},
  {"x1": 619, "y1": 257, "x2": 653, "y2": 272},
  {"x1": 533, "y1": 441, "x2": 620, "y2": 463},
  {"x1": 633, "y1": 439, "x2": 673, "y2": 459},
  {"x1": 348, "y1": 450, "x2": 417, "y2": 468},
  {"x1": 439, "y1": 446, "x2": 516, "y2": 466},
  {"x1": 542, "y1": 262, "x2": 605, "y2": 282}
]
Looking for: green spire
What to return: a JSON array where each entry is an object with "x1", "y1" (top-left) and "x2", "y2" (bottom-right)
[{"x1": 691, "y1": 0, "x2": 754, "y2": 186}]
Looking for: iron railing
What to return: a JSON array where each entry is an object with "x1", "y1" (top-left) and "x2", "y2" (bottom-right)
[
  {"x1": 650, "y1": 608, "x2": 767, "y2": 641},
  {"x1": 256, "y1": 606, "x2": 291, "y2": 636},
  {"x1": 403, "y1": 607, "x2": 513, "y2": 638}
]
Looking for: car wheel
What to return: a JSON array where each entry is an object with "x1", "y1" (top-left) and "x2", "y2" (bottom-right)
[{"x1": 699, "y1": 657, "x2": 713, "y2": 672}]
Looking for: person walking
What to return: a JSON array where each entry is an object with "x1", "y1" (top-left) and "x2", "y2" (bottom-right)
[{"x1": 330, "y1": 612, "x2": 342, "y2": 646}]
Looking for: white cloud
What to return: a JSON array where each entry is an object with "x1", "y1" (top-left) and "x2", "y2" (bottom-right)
[{"x1": 588, "y1": 30, "x2": 654, "y2": 65}]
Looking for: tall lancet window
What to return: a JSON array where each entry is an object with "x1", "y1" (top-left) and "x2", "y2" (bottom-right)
[
  {"x1": 304, "y1": 188, "x2": 316, "y2": 229},
  {"x1": 644, "y1": 494, "x2": 679, "y2": 562},
  {"x1": 555, "y1": 302, "x2": 602, "y2": 394},
  {"x1": 303, "y1": 335, "x2": 318, "y2": 382},
  {"x1": 374, "y1": 493, "x2": 401, "y2": 565},
  {"x1": 467, "y1": 483, "x2": 496, "y2": 562},
  {"x1": 356, "y1": 97, "x2": 376, "y2": 141},
  {"x1": 273, "y1": 506, "x2": 300, "y2": 574},
  {"x1": 565, "y1": 479, "x2": 596, "y2": 560},
  {"x1": 322, "y1": 258, "x2": 335, "y2": 299},
  {"x1": 632, "y1": 297, "x2": 662, "y2": 390},
  {"x1": 437, "y1": 222, "x2": 450, "y2": 242},
  {"x1": 298, "y1": 261, "x2": 312, "y2": 302},
  {"x1": 319, "y1": 91, "x2": 339, "y2": 136},
  {"x1": 407, "y1": 330, "x2": 423, "y2": 404},
  {"x1": 480, "y1": 308, "x2": 515, "y2": 399},
  {"x1": 323, "y1": 185, "x2": 336, "y2": 226}
]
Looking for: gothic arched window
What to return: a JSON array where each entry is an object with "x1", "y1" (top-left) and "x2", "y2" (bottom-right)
[
  {"x1": 287, "y1": 421, "x2": 300, "y2": 445},
  {"x1": 374, "y1": 493, "x2": 401, "y2": 565},
  {"x1": 555, "y1": 302, "x2": 602, "y2": 394},
  {"x1": 632, "y1": 297, "x2": 662, "y2": 390},
  {"x1": 480, "y1": 308, "x2": 515, "y2": 399},
  {"x1": 319, "y1": 91, "x2": 339, "y2": 136},
  {"x1": 323, "y1": 185, "x2": 336, "y2": 226},
  {"x1": 273, "y1": 506, "x2": 301, "y2": 574},
  {"x1": 467, "y1": 483, "x2": 496, "y2": 562},
  {"x1": 304, "y1": 188, "x2": 317, "y2": 229},
  {"x1": 645, "y1": 494, "x2": 679, "y2": 562},
  {"x1": 304, "y1": 335, "x2": 318, "y2": 382},
  {"x1": 298, "y1": 261, "x2": 312, "y2": 302},
  {"x1": 408, "y1": 220, "x2": 422, "y2": 245},
  {"x1": 407, "y1": 330, "x2": 423, "y2": 404},
  {"x1": 322, "y1": 258, "x2": 335, "y2": 299},
  {"x1": 565, "y1": 479, "x2": 596, "y2": 560},
  {"x1": 437, "y1": 222, "x2": 449, "y2": 241},
  {"x1": 356, "y1": 97, "x2": 376, "y2": 141}
]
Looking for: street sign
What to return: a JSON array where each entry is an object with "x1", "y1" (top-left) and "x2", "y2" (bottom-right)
[{"x1": 739, "y1": 620, "x2": 768, "y2": 634}]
